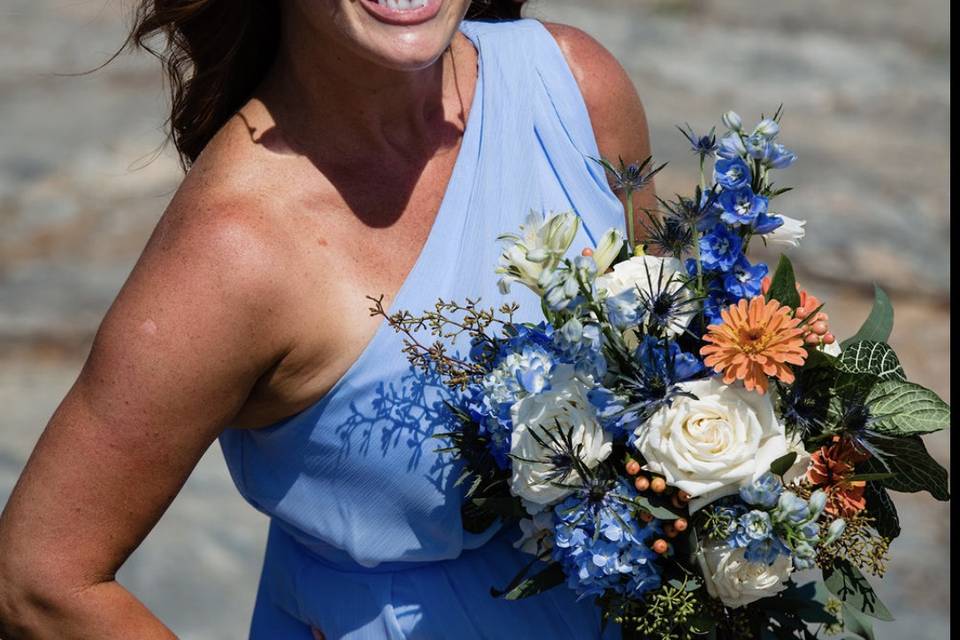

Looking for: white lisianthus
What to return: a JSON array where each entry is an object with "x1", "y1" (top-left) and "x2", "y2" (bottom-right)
[
  {"x1": 634, "y1": 378, "x2": 792, "y2": 513},
  {"x1": 496, "y1": 210, "x2": 579, "y2": 295},
  {"x1": 694, "y1": 541, "x2": 793, "y2": 608},
  {"x1": 513, "y1": 510, "x2": 556, "y2": 556},
  {"x1": 509, "y1": 365, "x2": 612, "y2": 513},
  {"x1": 766, "y1": 214, "x2": 806, "y2": 248},
  {"x1": 594, "y1": 255, "x2": 693, "y2": 336}
]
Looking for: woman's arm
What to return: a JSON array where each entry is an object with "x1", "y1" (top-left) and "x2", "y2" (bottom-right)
[
  {"x1": 543, "y1": 22, "x2": 658, "y2": 231},
  {"x1": 0, "y1": 194, "x2": 295, "y2": 638}
]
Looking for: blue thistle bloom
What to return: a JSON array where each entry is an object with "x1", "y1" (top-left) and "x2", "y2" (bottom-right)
[
  {"x1": 719, "y1": 187, "x2": 769, "y2": 227},
  {"x1": 722, "y1": 256, "x2": 769, "y2": 300},
  {"x1": 753, "y1": 212, "x2": 784, "y2": 235},
  {"x1": 677, "y1": 123, "x2": 718, "y2": 160},
  {"x1": 714, "y1": 157, "x2": 752, "y2": 190},
  {"x1": 699, "y1": 224, "x2": 743, "y2": 272},
  {"x1": 739, "y1": 472, "x2": 784, "y2": 509},
  {"x1": 552, "y1": 481, "x2": 663, "y2": 599}
]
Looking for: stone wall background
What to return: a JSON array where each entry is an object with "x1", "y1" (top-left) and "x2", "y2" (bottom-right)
[{"x1": 0, "y1": 0, "x2": 949, "y2": 638}]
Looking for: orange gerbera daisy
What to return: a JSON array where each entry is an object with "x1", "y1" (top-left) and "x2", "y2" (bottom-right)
[{"x1": 700, "y1": 296, "x2": 808, "y2": 394}]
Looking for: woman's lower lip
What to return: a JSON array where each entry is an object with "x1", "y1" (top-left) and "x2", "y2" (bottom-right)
[{"x1": 358, "y1": 0, "x2": 443, "y2": 26}]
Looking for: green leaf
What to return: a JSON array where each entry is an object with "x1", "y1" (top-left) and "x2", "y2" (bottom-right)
[
  {"x1": 823, "y1": 559, "x2": 894, "y2": 621},
  {"x1": 765, "y1": 255, "x2": 801, "y2": 308},
  {"x1": 470, "y1": 496, "x2": 528, "y2": 519},
  {"x1": 863, "y1": 482, "x2": 901, "y2": 539},
  {"x1": 493, "y1": 562, "x2": 566, "y2": 600},
  {"x1": 866, "y1": 379, "x2": 951, "y2": 436},
  {"x1": 764, "y1": 580, "x2": 840, "y2": 624},
  {"x1": 859, "y1": 436, "x2": 950, "y2": 501},
  {"x1": 841, "y1": 285, "x2": 893, "y2": 348},
  {"x1": 769, "y1": 451, "x2": 798, "y2": 477},
  {"x1": 633, "y1": 494, "x2": 683, "y2": 520},
  {"x1": 845, "y1": 472, "x2": 895, "y2": 482},
  {"x1": 837, "y1": 341, "x2": 906, "y2": 381}
]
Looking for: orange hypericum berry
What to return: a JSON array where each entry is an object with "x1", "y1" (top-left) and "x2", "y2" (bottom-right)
[
  {"x1": 650, "y1": 477, "x2": 667, "y2": 493},
  {"x1": 638, "y1": 510, "x2": 654, "y2": 523},
  {"x1": 823, "y1": 333, "x2": 836, "y2": 345},
  {"x1": 581, "y1": 248, "x2": 594, "y2": 257},
  {"x1": 677, "y1": 490, "x2": 691, "y2": 502},
  {"x1": 700, "y1": 296, "x2": 808, "y2": 394},
  {"x1": 805, "y1": 332, "x2": 823, "y2": 345},
  {"x1": 625, "y1": 460, "x2": 641, "y2": 476},
  {"x1": 634, "y1": 475, "x2": 650, "y2": 492},
  {"x1": 652, "y1": 539, "x2": 669, "y2": 554},
  {"x1": 674, "y1": 518, "x2": 688, "y2": 532}
]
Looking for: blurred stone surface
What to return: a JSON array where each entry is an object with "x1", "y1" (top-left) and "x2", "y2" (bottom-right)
[{"x1": 0, "y1": 0, "x2": 949, "y2": 638}]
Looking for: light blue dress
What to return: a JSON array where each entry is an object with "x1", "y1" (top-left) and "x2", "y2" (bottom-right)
[{"x1": 219, "y1": 18, "x2": 626, "y2": 639}]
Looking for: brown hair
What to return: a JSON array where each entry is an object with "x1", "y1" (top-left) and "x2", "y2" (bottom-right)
[{"x1": 127, "y1": 0, "x2": 526, "y2": 170}]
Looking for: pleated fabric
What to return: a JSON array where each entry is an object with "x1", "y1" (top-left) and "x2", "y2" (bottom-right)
[{"x1": 219, "y1": 18, "x2": 626, "y2": 639}]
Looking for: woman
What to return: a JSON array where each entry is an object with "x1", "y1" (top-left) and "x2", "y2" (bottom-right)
[{"x1": 0, "y1": 0, "x2": 655, "y2": 637}]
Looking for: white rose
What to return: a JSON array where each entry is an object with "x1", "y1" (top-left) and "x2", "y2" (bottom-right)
[
  {"x1": 634, "y1": 378, "x2": 791, "y2": 513},
  {"x1": 694, "y1": 541, "x2": 793, "y2": 608},
  {"x1": 766, "y1": 215, "x2": 806, "y2": 248},
  {"x1": 595, "y1": 255, "x2": 693, "y2": 336},
  {"x1": 509, "y1": 366, "x2": 612, "y2": 513}
]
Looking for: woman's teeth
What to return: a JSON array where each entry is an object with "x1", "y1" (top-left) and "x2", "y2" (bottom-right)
[{"x1": 376, "y1": 0, "x2": 429, "y2": 9}]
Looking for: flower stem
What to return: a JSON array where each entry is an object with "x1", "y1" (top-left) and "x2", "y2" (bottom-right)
[{"x1": 625, "y1": 187, "x2": 637, "y2": 254}]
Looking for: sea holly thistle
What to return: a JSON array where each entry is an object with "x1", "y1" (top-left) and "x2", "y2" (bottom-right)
[{"x1": 593, "y1": 155, "x2": 667, "y2": 254}]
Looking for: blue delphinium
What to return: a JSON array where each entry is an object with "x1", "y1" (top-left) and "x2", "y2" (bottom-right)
[
  {"x1": 554, "y1": 317, "x2": 606, "y2": 380},
  {"x1": 753, "y1": 211, "x2": 784, "y2": 235},
  {"x1": 714, "y1": 157, "x2": 752, "y2": 190},
  {"x1": 722, "y1": 256, "x2": 769, "y2": 300},
  {"x1": 772, "y1": 490, "x2": 811, "y2": 526},
  {"x1": 552, "y1": 481, "x2": 663, "y2": 599},
  {"x1": 635, "y1": 336, "x2": 704, "y2": 383},
  {"x1": 699, "y1": 224, "x2": 743, "y2": 272},
  {"x1": 739, "y1": 472, "x2": 784, "y2": 509},
  {"x1": 719, "y1": 187, "x2": 768, "y2": 226}
]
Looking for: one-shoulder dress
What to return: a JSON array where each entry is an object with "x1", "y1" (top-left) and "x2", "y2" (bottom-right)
[{"x1": 219, "y1": 18, "x2": 626, "y2": 640}]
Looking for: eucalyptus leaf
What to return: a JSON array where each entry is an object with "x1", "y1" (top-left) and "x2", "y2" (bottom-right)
[
  {"x1": 859, "y1": 436, "x2": 950, "y2": 501},
  {"x1": 841, "y1": 285, "x2": 893, "y2": 348},
  {"x1": 634, "y1": 494, "x2": 683, "y2": 520},
  {"x1": 765, "y1": 255, "x2": 801, "y2": 308},
  {"x1": 823, "y1": 559, "x2": 894, "y2": 621},
  {"x1": 838, "y1": 341, "x2": 906, "y2": 380},
  {"x1": 838, "y1": 602, "x2": 877, "y2": 640},
  {"x1": 866, "y1": 379, "x2": 950, "y2": 436}
]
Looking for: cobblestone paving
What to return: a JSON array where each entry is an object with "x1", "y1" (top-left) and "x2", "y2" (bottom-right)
[{"x1": 0, "y1": 1, "x2": 949, "y2": 638}]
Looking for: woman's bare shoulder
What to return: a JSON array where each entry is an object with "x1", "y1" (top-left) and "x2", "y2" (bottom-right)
[{"x1": 540, "y1": 21, "x2": 652, "y2": 167}]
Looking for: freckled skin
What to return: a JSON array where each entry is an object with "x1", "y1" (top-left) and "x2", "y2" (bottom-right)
[{"x1": 0, "y1": 4, "x2": 653, "y2": 638}]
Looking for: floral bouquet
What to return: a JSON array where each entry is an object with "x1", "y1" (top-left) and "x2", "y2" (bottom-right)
[{"x1": 371, "y1": 108, "x2": 951, "y2": 639}]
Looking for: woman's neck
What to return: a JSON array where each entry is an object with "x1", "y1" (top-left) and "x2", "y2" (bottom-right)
[{"x1": 257, "y1": 14, "x2": 466, "y2": 161}]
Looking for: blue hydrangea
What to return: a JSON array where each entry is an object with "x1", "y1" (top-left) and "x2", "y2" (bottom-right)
[
  {"x1": 739, "y1": 472, "x2": 784, "y2": 509},
  {"x1": 699, "y1": 223, "x2": 743, "y2": 272},
  {"x1": 714, "y1": 157, "x2": 752, "y2": 190},
  {"x1": 719, "y1": 186, "x2": 769, "y2": 227},
  {"x1": 722, "y1": 256, "x2": 769, "y2": 300},
  {"x1": 552, "y1": 481, "x2": 663, "y2": 599},
  {"x1": 554, "y1": 318, "x2": 606, "y2": 380},
  {"x1": 604, "y1": 288, "x2": 643, "y2": 330}
]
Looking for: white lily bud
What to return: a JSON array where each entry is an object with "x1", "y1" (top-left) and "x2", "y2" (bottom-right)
[
  {"x1": 753, "y1": 118, "x2": 780, "y2": 139},
  {"x1": 592, "y1": 228, "x2": 624, "y2": 274}
]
